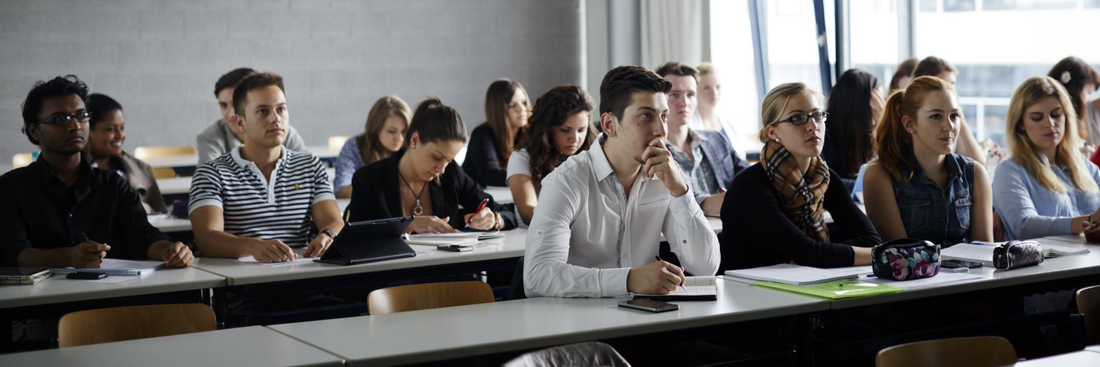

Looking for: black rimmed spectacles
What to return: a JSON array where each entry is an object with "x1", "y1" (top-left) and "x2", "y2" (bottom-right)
[
  {"x1": 37, "y1": 111, "x2": 91, "y2": 126},
  {"x1": 773, "y1": 111, "x2": 828, "y2": 126}
]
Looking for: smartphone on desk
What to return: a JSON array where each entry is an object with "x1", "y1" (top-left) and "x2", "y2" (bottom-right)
[
  {"x1": 437, "y1": 244, "x2": 473, "y2": 252},
  {"x1": 942, "y1": 259, "x2": 983, "y2": 269},
  {"x1": 618, "y1": 299, "x2": 678, "y2": 313},
  {"x1": 66, "y1": 272, "x2": 107, "y2": 280}
]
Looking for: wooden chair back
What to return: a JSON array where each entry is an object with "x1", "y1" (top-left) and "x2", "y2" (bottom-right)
[
  {"x1": 1078, "y1": 284, "x2": 1100, "y2": 345},
  {"x1": 368, "y1": 280, "x2": 494, "y2": 315},
  {"x1": 151, "y1": 167, "x2": 177, "y2": 179},
  {"x1": 328, "y1": 135, "x2": 350, "y2": 152},
  {"x1": 134, "y1": 146, "x2": 196, "y2": 161},
  {"x1": 12, "y1": 153, "x2": 33, "y2": 169},
  {"x1": 58, "y1": 304, "x2": 216, "y2": 347},
  {"x1": 876, "y1": 336, "x2": 1017, "y2": 367}
]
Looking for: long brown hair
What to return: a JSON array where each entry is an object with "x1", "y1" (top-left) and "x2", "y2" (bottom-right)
[
  {"x1": 874, "y1": 76, "x2": 954, "y2": 182},
  {"x1": 357, "y1": 95, "x2": 411, "y2": 165},
  {"x1": 1005, "y1": 76, "x2": 1098, "y2": 194},
  {"x1": 515, "y1": 85, "x2": 596, "y2": 192},
  {"x1": 1047, "y1": 56, "x2": 1100, "y2": 124},
  {"x1": 484, "y1": 79, "x2": 529, "y2": 166}
]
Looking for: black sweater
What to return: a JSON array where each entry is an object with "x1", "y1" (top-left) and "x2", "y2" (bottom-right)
[
  {"x1": 719, "y1": 163, "x2": 880, "y2": 271},
  {"x1": 348, "y1": 150, "x2": 514, "y2": 230},
  {"x1": 461, "y1": 124, "x2": 508, "y2": 187}
]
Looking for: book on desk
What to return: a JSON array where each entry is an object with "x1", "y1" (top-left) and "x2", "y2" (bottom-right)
[{"x1": 633, "y1": 276, "x2": 718, "y2": 301}]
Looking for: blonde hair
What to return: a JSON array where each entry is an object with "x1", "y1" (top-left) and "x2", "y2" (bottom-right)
[
  {"x1": 1005, "y1": 76, "x2": 1098, "y2": 194},
  {"x1": 758, "y1": 82, "x2": 822, "y2": 143},
  {"x1": 874, "y1": 76, "x2": 954, "y2": 182},
  {"x1": 697, "y1": 62, "x2": 716, "y2": 76}
]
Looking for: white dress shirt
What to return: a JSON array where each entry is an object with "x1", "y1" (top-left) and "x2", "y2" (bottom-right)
[{"x1": 523, "y1": 135, "x2": 720, "y2": 298}]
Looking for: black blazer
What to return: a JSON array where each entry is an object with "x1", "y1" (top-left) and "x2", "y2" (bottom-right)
[
  {"x1": 461, "y1": 124, "x2": 508, "y2": 187},
  {"x1": 348, "y1": 150, "x2": 515, "y2": 230},
  {"x1": 719, "y1": 163, "x2": 880, "y2": 272}
]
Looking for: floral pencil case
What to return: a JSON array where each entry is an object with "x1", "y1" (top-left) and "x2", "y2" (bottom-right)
[{"x1": 872, "y1": 238, "x2": 941, "y2": 281}]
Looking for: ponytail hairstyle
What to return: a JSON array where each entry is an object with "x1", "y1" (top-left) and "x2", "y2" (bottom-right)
[
  {"x1": 1005, "y1": 76, "x2": 1098, "y2": 194},
  {"x1": 407, "y1": 97, "x2": 466, "y2": 147},
  {"x1": 874, "y1": 76, "x2": 955, "y2": 182}
]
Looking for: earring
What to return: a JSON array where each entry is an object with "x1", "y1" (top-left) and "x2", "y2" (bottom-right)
[
  {"x1": 907, "y1": 129, "x2": 914, "y2": 133},
  {"x1": 411, "y1": 143, "x2": 417, "y2": 149}
]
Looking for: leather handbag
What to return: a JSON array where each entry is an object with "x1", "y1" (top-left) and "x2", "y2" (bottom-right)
[
  {"x1": 992, "y1": 240, "x2": 1044, "y2": 270},
  {"x1": 872, "y1": 238, "x2": 941, "y2": 281}
]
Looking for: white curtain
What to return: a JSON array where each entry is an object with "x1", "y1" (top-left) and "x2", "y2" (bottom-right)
[{"x1": 640, "y1": 0, "x2": 705, "y2": 70}]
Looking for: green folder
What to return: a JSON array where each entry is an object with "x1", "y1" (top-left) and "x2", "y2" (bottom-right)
[{"x1": 754, "y1": 280, "x2": 904, "y2": 299}]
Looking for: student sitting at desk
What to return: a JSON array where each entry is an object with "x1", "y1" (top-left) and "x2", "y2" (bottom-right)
[
  {"x1": 462, "y1": 79, "x2": 531, "y2": 187},
  {"x1": 523, "y1": 66, "x2": 720, "y2": 298},
  {"x1": 656, "y1": 61, "x2": 749, "y2": 216},
  {"x1": 348, "y1": 98, "x2": 514, "y2": 233},
  {"x1": 196, "y1": 67, "x2": 308, "y2": 165},
  {"x1": 189, "y1": 72, "x2": 343, "y2": 263},
  {"x1": 863, "y1": 76, "x2": 993, "y2": 246},
  {"x1": 333, "y1": 95, "x2": 411, "y2": 198},
  {"x1": 0, "y1": 75, "x2": 192, "y2": 269},
  {"x1": 993, "y1": 76, "x2": 1100, "y2": 240},
  {"x1": 507, "y1": 85, "x2": 596, "y2": 225},
  {"x1": 84, "y1": 93, "x2": 168, "y2": 214},
  {"x1": 720, "y1": 83, "x2": 879, "y2": 272}
]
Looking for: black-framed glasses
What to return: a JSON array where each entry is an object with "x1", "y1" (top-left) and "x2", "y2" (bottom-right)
[
  {"x1": 37, "y1": 111, "x2": 91, "y2": 126},
  {"x1": 773, "y1": 111, "x2": 828, "y2": 126}
]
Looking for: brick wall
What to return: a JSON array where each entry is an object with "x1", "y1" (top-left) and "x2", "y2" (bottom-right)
[{"x1": 0, "y1": 0, "x2": 584, "y2": 163}]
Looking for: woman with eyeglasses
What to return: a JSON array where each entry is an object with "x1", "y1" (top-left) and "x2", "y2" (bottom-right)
[
  {"x1": 462, "y1": 79, "x2": 531, "y2": 187},
  {"x1": 718, "y1": 83, "x2": 879, "y2": 272},
  {"x1": 862, "y1": 76, "x2": 992, "y2": 246},
  {"x1": 84, "y1": 93, "x2": 168, "y2": 214}
]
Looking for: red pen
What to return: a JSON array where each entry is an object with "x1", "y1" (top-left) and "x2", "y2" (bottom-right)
[{"x1": 468, "y1": 198, "x2": 490, "y2": 224}]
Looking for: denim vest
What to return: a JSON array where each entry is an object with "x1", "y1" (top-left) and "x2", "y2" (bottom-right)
[{"x1": 888, "y1": 152, "x2": 976, "y2": 246}]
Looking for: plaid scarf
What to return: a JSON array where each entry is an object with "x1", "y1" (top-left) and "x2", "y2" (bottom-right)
[{"x1": 761, "y1": 140, "x2": 831, "y2": 242}]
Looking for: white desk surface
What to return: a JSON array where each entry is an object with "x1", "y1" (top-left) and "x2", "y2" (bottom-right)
[
  {"x1": 0, "y1": 326, "x2": 344, "y2": 367},
  {"x1": 1003, "y1": 350, "x2": 1100, "y2": 366},
  {"x1": 192, "y1": 228, "x2": 528, "y2": 286},
  {"x1": 305, "y1": 144, "x2": 339, "y2": 159},
  {"x1": 149, "y1": 197, "x2": 348, "y2": 233},
  {"x1": 828, "y1": 235, "x2": 1100, "y2": 310},
  {"x1": 0, "y1": 267, "x2": 225, "y2": 309},
  {"x1": 269, "y1": 278, "x2": 827, "y2": 367},
  {"x1": 484, "y1": 185, "x2": 513, "y2": 204}
]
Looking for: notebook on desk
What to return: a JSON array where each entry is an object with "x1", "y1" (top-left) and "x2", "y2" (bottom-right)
[
  {"x1": 0, "y1": 267, "x2": 51, "y2": 285},
  {"x1": 405, "y1": 233, "x2": 482, "y2": 246},
  {"x1": 50, "y1": 259, "x2": 163, "y2": 276},
  {"x1": 725, "y1": 264, "x2": 869, "y2": 285},
  {"x1": 633, "y1": 276, "x2": 717, "y2": 301}
]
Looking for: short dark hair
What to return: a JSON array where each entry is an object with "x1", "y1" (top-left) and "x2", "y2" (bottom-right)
[
  {"x1": 214, "y1": 67, "x2": 255, "y2": 97},
  {"x1": 21, "y1": 75, "x2": 89, "y2": 145},
  {"x1": 407, "y1": 97, "x2": 467, "y2": 146},
  {"x1": 912, "y1": 56, "x2": 957, "y2": 79},
  {"x1": 87, "y1": 93, "x2": 123, "y2": 130},
  {"x1": 599, "y1": 66, "x2": 672, "y2": 120},
  {"x1": 655, "y1": 61, "x2": 699, "y2": 83},
  {"x1": 232, "y1": 72, "x2": 285, "y2": 118}
]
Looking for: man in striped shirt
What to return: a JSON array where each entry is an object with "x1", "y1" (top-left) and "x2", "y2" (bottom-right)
[{"x1": 189, "y1": 72, "x2": 343, "y2": 263}]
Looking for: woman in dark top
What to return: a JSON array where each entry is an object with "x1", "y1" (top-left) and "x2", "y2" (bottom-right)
[
  {"x1": 349, "y1": 98, "x2": 515, "y2": 234},
  {"x1": 720, "y1": 83, "x2": 880, "y2": 272},
  {"x1": 462, "y1": 79, "x2": 531, "y2": 187},
  {"x1": 821, "y1": 69, "x2": 884, "y2": 192},
  {"x1": 84, "y1": 93, "x2": 168, "y2": 214}
]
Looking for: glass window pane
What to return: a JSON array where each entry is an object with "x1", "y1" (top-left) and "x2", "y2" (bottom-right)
[
  {"x1": 850, "y1": 1, "x2": 897, "y2": 88},
  {"x1": 764, "y1": 0, "x2": 828, "y2": 91},
  {"x1": 944, "y1": 0, "x2": 975, "y2": 11},
  {"x1": 1088, "y1": 0, "x2": 1100, "y2": 9},
  {"x1": 983, "y1": 105, "x2": 1008, "y2": 147},
  {"x1": 709, "y1": 1, "x2": 763, "y2": 154},
  {"x1": 920, "y1": 0, "x2": 938, "y2": 12}
]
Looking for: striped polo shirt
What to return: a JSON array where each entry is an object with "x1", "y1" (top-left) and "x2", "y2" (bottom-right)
[{"x1": 188, "y1": 146, "x2": 335, "y2": 247}]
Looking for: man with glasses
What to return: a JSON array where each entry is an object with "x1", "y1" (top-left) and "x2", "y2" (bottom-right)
[
  {"x1": 0, "y1": 75, "x2": 193, "y2": 269},
  {"x1": 656, "y1": 62, "x2": 749, "y2": 216}
]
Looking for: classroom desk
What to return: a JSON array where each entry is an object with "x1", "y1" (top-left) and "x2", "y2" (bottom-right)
[
  {"x1": 144, "y1": 146, "x2": 338, "y2": 171},
  {"x1": 0, "y1": 267, "x2": 225, "y2": 309},
  {"x1": 268, "y1": 278, "x2": 828, "y2": 367},
  {"x1": 0, "y1": 326, "x2": 344, "y2": 367},
  {"x1": 826, "y1": 235, "x2": 1100, "y2": 310},
  {"x1": 157, "y1": 167, "x2": 336, "y2": 196},
  {"x1": 148, "y1": 197, "x2": 350, "y2": 234},
  {"x1": 484, "y1": 185, "x2": 513, "y2": 204},
  {"x1": 1002, "y1": 350, "x2": 1100, "y2": 366},
  {"x1": 191, "y1": 228, "x2": 528, "y2": 286}
]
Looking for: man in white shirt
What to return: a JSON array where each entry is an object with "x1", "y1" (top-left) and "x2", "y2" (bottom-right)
[{"x1": 524, "y1": 66, "x2": 720, "y2": 298}]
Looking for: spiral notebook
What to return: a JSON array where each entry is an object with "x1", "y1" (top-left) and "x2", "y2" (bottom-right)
[{"x1": 51, "y1": 259, "x2": 164, "y2": 276}]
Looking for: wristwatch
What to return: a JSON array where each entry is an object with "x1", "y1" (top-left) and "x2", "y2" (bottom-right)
[{"x1": 319, "y1": 229, "x2": 336, "y2": 240}]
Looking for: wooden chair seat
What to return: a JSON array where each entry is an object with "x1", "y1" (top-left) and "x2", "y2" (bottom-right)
[
  {"x1": 876, "y1": 336, "x2": 1017, "y2": 367},
  {"x1": 1077, "y1": 284, "x2": 1100, "y2": 345}
]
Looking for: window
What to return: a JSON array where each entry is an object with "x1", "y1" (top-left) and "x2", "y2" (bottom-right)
[{"x1": 709, "y1": 1, "x2": 762, "y2": 153}]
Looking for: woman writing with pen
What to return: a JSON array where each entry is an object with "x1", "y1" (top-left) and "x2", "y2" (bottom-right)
[{"x1": 347, "y1": 98, "x2": 515, "y2": 233}]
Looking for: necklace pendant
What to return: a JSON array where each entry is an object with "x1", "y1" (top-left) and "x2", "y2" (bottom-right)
[{"x1": 413, "y1": 199, "x2": 423, "y2": 216}]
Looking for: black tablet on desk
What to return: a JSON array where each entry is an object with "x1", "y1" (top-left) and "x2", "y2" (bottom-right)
[{"x1": 315, "y1": 216, "x2": 417, "y2": 266}]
